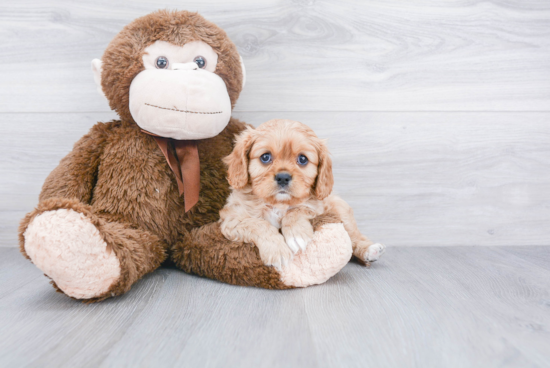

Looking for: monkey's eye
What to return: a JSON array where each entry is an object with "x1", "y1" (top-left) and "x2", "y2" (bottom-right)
[
  {"x1": 193, "y1": 56, "x2": 207, "y2": 69},
  {"x1": 260, "y1": 153, "x2": 272, "y2": 164},
  {"x1": 297, "y1": 155, "x2": 308, "y2": 166},
  {"x1": 156, "y1": 56, "x2": 169, "y2": 69}
]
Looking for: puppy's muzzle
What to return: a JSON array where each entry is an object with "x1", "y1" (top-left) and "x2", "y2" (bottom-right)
[{"x1": 275, "y1": 172, "x2": 292, "y2": 188}]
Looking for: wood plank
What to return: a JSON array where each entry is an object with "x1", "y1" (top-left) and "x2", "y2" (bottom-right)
[
  {"x1": 2, "y1": 111, "x2": 549, "y2": 247},
  {"x1": 0, "y1": 0, "x2": 549, "y2": 113},
  {"x1": 0, "y1": 112, "x2": 116, "y2": 247},
  {"x1": 304, "y1": 246, "x2": 550, "y2": 368},
  {"x1": 1, "y1": 247, "x2": 549, "y2": 367},
  {"x1": 234, "y1": 111, "x2": 550, "y2": 247},
  {"x1": 498, "y1": 246, "x2": 550, "y2": 271}
]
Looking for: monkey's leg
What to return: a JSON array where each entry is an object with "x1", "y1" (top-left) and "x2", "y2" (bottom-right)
[
  {"x1": 170, "y1": 212, "x2": 352, "y2": 289},
  {"x1": 19, "y1": 198, "x2": 167, "y2": 302}
]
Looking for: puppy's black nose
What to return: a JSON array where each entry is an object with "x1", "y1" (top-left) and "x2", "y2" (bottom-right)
[{"x1": 275, "y1": 173, "x2": 292, "y2": 187}]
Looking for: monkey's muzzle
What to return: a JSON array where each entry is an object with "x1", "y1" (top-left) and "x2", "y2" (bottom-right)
[{"x1": 129, "y1": 68, "x2": 232, "y2": 140}]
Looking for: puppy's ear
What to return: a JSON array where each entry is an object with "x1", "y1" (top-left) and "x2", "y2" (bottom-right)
[
  {"x1": 224, "y1": 127, "x2": 256, "y2": 189},
  {"x1": 315, "y1": 139, "x2": 334, "y2": 200}
]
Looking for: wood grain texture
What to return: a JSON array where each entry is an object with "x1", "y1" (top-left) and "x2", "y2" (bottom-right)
[
  {"x1": 1, "y1": 111, "x2": 549, "y2": 247},
  {"x1": 0, "y1": 0, "x2": 549, "y2": 112},
  {"x1": 0, "y1": 246, "x2": 549, "y2": 367},
  {"x1": 1, "y1": 2, "x2": 548, "y2": 366},
  {"x1": 234, "y1": 111, "x2": 550, "y2": 247}
]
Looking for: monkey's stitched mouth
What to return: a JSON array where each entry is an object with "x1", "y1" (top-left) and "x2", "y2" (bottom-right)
[{"x1": 145, "y1": 103, "x2": 223, "y2": 115}]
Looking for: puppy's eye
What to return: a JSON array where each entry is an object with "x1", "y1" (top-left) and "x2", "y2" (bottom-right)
[
  {"x1": 297, "y1": 154, "x2": 308, "y2": 166},
  {"x1": 156, "y1": 56, "x2": 169, "y2": 69},
  {"x1": 193, "y1": 56, "x2": 207, "y2": 69},
  {"x1": 260, "y1": 153, "x2": 272, "y2": 164}
]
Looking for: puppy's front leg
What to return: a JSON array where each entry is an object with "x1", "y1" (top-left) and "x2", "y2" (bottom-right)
[
  {"x1": 281, "y1": 207, "x2": 317, "y2": 253},
  {"x1": 324, "y1": 194, "x2": 386, "y2": 263},
  {"x1": 220, "y1": 213, "x2": 294, "y2": 269}
]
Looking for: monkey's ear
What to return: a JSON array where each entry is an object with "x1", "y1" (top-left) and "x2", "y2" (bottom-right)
[
  {"x1": 223, "y1": 127, "x2": 255, "y2": 189},
  {"x1": 239, "y1": 55, "x2": 246, "y2": 89},
  {"x1": 314, "y1": 139, "x2": 334, "y2": 200},
  {"x1": 91, "y1": 59, "x2": 106, "y2": 98}
]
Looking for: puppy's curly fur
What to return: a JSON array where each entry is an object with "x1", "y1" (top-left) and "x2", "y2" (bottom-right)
[{"x1": 220, "y1": 119, "x2": 384, "y2": 269}]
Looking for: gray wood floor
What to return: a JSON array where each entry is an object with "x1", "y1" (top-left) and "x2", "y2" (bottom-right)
[{"x1": 1, "y1": 246, "x2": 549, "y2": 368}]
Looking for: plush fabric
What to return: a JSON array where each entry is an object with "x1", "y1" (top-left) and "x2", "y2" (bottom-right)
[
  {"x1": 18, "y1": 10, "x2": 356, "y2": 302},
  {"x1": 170, "y1": 212, "x2": 347, "y2": 289},
  {"x1": 129, "y1": 68, "x2": 232, "y2": 139},
  {"x1": 280, "y1": 223, "x2": 352, "y2": 287},
  {"x1": 100, "y1": 10, "x2": 244, "y2": 122},
  {"x1": 20, "y1": 197, "x2": 167, "y2": 302},
  {"x1": 24, "y1": 209, "x2": 120, "y2": 299},
  {"x1": 141, "y1": 40, "x2": 220, "y2": 73}
]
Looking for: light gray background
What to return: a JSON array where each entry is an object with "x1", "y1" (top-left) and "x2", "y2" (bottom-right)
[
  {"x1": 1, "y1": 0, "x2": 549, "y2": 247},
  {"x1": 1, "y1": 1, "x2": 549, "y2": 367}
]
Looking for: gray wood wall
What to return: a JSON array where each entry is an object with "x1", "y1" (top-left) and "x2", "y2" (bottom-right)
[{"x1": 1, "y1": 0, "x2": 549, "y2": 247}]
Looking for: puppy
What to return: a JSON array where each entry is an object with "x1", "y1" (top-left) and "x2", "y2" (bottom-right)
[{"x1": 220, "y1": 119, "x2": 385, "y2": 269}]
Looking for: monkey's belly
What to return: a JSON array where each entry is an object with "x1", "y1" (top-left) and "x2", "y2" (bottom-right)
[{"x1": 90, "y1": 146, "x2": 185, "y2": 240}]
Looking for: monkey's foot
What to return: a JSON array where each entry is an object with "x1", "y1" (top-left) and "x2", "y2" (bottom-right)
[
  {"x1": 280, "y1": 223, "x2": 352, "y2": 287},
  {"x1": 23, "y1": 209, "x2": 120, "y2": 299}
]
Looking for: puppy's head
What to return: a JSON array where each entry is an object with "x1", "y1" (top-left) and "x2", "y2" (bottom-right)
[{"x1": 224, "y1": 119, "x2": 333, "y2": 205}]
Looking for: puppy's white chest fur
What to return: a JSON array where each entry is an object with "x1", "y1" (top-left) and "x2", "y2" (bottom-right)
[{"x1": 263, "y1": 205, "x2": 289, "y2": 229}]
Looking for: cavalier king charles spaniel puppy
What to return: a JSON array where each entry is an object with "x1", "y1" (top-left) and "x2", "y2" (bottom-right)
[{"x1": 220, "y1": 119, "x2": 385, "y2": 269}]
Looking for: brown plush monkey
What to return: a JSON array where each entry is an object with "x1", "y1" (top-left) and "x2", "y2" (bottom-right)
[{"x1": 18, "y1": 10, "x2": 353, "y2": 302}]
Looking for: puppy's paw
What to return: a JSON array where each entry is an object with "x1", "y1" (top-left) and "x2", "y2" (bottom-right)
[
  {"x1": 256, "y1": 234, "x2": 294, "y2": 270},
  {"x1": 282, "y1": 221, "x2": 314, "y2": 253},
  {"x1": 354, "y1": 241, "x2": 386, "y2": 263},
  {"x1": 366, "y1": 242, "x2": 386, "y2": 262}
]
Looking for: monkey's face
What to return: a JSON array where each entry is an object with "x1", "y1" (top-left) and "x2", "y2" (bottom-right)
[
  {"x1": 129, "y1": 40, "x2": 232, "y2": 140},
  {"x1": 91, "y1": 11, "x2": 245, "y2": 141}
]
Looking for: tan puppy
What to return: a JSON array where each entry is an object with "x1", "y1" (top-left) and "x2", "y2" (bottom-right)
[{"x1": 220, "y1": 119, "x2": 385, "y2": 269}]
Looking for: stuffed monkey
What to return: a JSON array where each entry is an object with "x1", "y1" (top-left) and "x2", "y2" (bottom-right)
[{"x1": 19, "y1": 10, "x2": 354, "y2": 302}]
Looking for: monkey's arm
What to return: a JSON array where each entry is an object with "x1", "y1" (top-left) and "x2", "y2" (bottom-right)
[
  {"x1": 171, "y1": 211, "x2": 352, "y2": 289},
  {"x1": 40, "y1": 123, "x2": 109, "y2": 203}
]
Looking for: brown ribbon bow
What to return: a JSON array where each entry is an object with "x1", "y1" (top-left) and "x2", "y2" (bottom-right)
[{"x1": 142, "y1": 130, "x2": 200, "y2": 212}]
